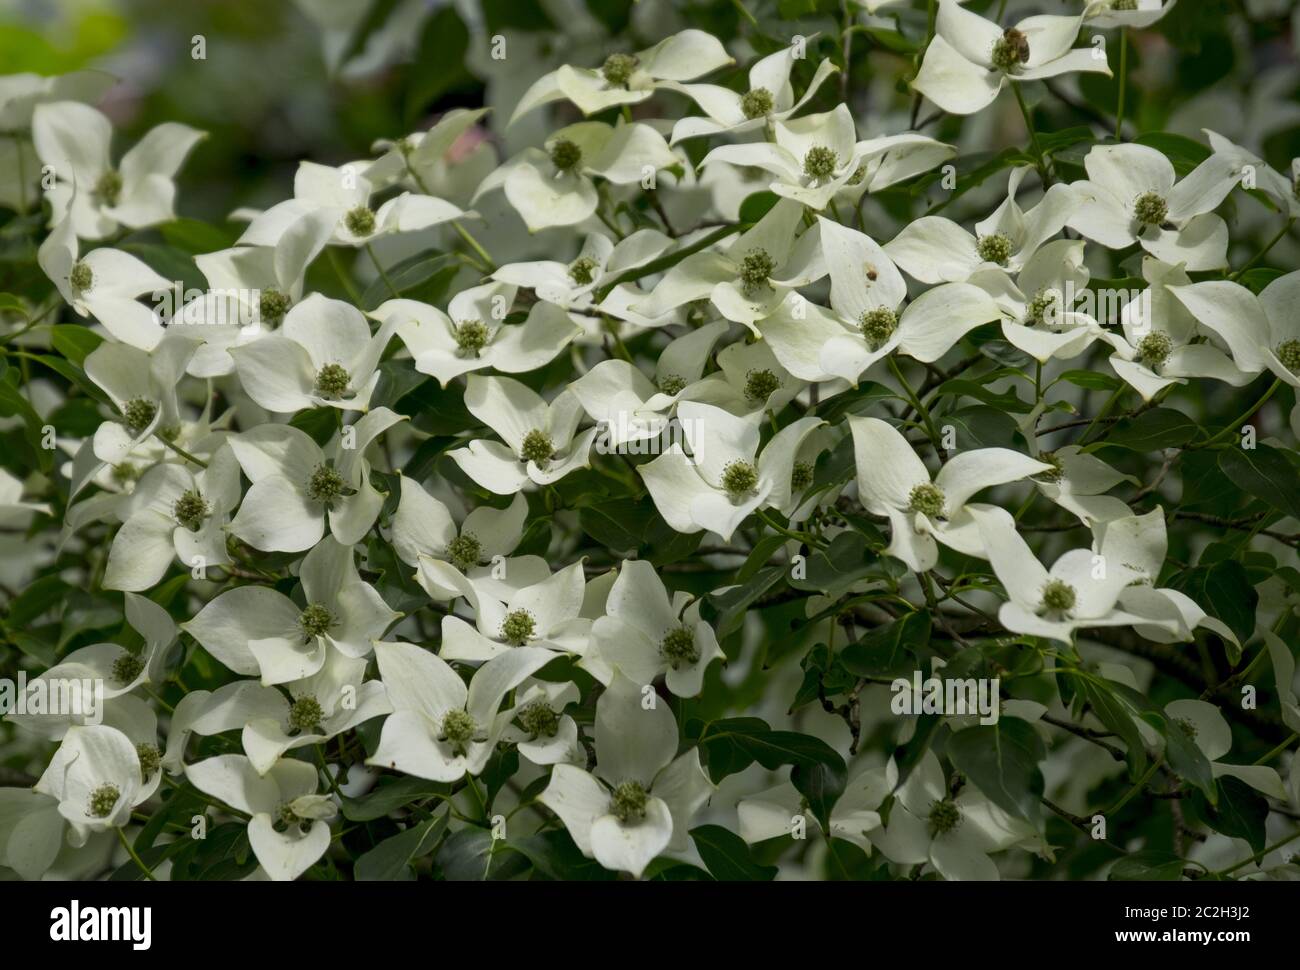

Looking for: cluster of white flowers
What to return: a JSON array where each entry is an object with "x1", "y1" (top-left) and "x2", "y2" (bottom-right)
[{"x1": 1, "y1": 0, "x2": 1298, "y2": 883}]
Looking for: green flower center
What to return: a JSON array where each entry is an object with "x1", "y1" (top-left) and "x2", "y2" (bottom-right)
[
  {"x1": 136, "y1": 743, "x2": 161, "y2": 781},
  {"x1": 259, "y1": 288, "x2": 291, "y2": 325},
  {"x1": 455, "y1": 319, "x2": 489, "y2": 356},
  {"x1": 1175, "y1": 717, "x2": 1197, "y2": 740},
  {"x1": 112, "y1": 462, "x2": 140, "y2": 485},
  {"x1": 307, "y1": 464, "x2": 346, "y2": 503},
  {"x1": 1133, "y1": 192, "x2": 1168, "y2": 226},
  {"x1": 721, "y1": 460, "x2": 759, "y2": 498},
  {"x1": 803, "y1": 145, "x2": 839, "y2": 182},
  {"x1": 88, "y1": 783, "x2": 121, "y2": 819},
  {"x1": 976, "y1": 233, "x2": 1014, "y2": 266},
  {"x1": 447, "y1": 532, "x2": 483, "y2": 572},
  {"x1": 1136, "y1": 331, "x2": 1172, "y2": 368},
  {"x1": 501, "y1": 608, "x2": 537, "y2": 645},
  {"x1": 70, "y1": 261, "x2": 94, "y2": 291},
  {"x1": 739, "y1": 248, "x2": 776, "y2": 295},
  {"x1": 929, "y1": 798, "x2": 961, "y2": 835},
  {"x1": 610, "y1": 780, "x2": 648, "y2": 824},
  {"x1": 1111, "y1": 0, "x2": 1138, "y2": 10},
  {"x1": 276, "y1": 803, "x2": 303, "y2": 830},
  {"x1": 112, "y1": 650, "x2": 144, "y2": 685},
  {"x1": 298, "y1": 603, "x2": 335, "y2": 639},
  {"x1": 520, "y1": 429, "x2": 555, "y2": 467},
  {"x1": 1275, "y1": 339, "x2": 1300, "y2": 374},
  {"x1": 344, "y1": 206, "x2": 376, "y2": 237},
  {"x1": 173, "y1": 489, "x2": 210, "y2": 531},
  {"x1": 991, "y1": 29, "x2": 1029, "y2": 71},
  {"x1": 1040, "y1": 579, "x2": 1077, "y2": 614},
  {"x1": 658, "y1": 374, "x2": 687, "y2": 396},
  {"x1": 908, "y1": 482, "x2": 946, "y2": 519},
  {"x1": 1034, "y1": 450, "x2": 1064, "y2": 484},
  {"x1": 859, "y1": 307, "x2": 899, "y2": 346},
  {"x1": 744, "y1": 368, "x2": 781, "y2": 404},
  {"x1": 517, "y1": 700, "x2": 559, "y2": 738},
  {"x1": 440, "y1": 709, "x2": 476, "y2": 750},
  {"x1": 791, "y1": 460, "x2": 814, "y2": 492},
  {"x1": 569, "y1": 257, "x2": 598, "y2": 286},
  {"x1": 289, "y1": 695, "x2": 324, "y2": 733},
  {"x1": 314, "y1": 363, "x2": 351, "y2": 398},
  {"x1": 94, "y1": 170, "x2": 123, "y2": 207},
  {"x1": 123, "y1": 398, "x2": 158, "y2": 436},
  {"x1": 660, "y1": 626, "x2": 700, "y2": 669},
  {"x1": 741, "y1": 87, "x2": 774, "y2": 120},
  {"x1": 1025, "y1": 291, "x2": 1058, "y2": 326},
  {"x1": 550, "y1": 138, "x2": 583, "y2": 172},
  {"x1": 601, "y1": 52, "x2": 638, "y2": 87}
]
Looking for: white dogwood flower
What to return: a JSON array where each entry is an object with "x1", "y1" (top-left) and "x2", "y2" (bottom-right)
[
  {"x1": 849, "y1": 417, "x2": 1050, "y2": 571},
  {"x1": 391, "y1": 475, "x2": 528, "y2": 588},
  {"x1": 185, "y1": 754, "x2": 337, "y2": 881},
  {"x1": 32, "y1": 100, "x2": 205, "y2": 238},
  {"x1": 500, "y1": 679, "x2": 584, "y2": 768},
  {"x1": 448, "y1": 375, "x2": 596, "y2": 495},
  {"x1": 539, "y1": 672, "x2": 712, "y2": 879},
  {"x1": 640, "y1": 402, "x2": 824, "y2": 541},
  {"x1": 739, "y1": 760, "x2": 895, "y2": 851},
  {"x1": 367, "y1": 640, "x2": 556, "y2": 781},
  {"x1": 34, "y1": 725, "x2": 147, "y2": 844},
  {"x1": 182, "y1": 535, "x2": 399, "y2": 684},
  {"x1": 913, "y1": 1, "x2": 1111, "y2": 116}
]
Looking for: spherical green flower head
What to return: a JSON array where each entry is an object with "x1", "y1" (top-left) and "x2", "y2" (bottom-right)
[
  {"x1": 520, "y1": 429, "x2": 555, "y2": 467},
  {"x1": 721, "y1": 460, "x2": 759, "y2": 498},
  {"x1": 136, "y1": 742, "x2": 161, "y2": 780},
  {"x1": 976, "y1": 232, "x2": 1014, "y2": 266},
  {"x1": 791, "y1": 460, "x2": 814, "y2": 492},
  {"x1": 658, "y1": 373, "x2": 687, "y2": 396},
  {"x1": 569, "y1": 256, "x2": 598, "y2": 286},
  {"x1": 123, "y1": 398, "x2": 158, "y2": 436},
  {"x1": 344, "y1": 206, "x2": 376, "y2": 237},
  {"x1": 89, "y1": 783, "x2": 121, "y2": 819},
  {"x1": 660, "y1": 626, "x2": 700, "y2": 669},
  {"x1": 455, "y1": 319, "x2": 489, "y2": 356},
  {"x1": 289, "y1": 695, "x2": 324, "y2": 733},
  {"x1": 314, "y1": 362, "x2": 351, "y2": 398},
  {"x1": 517, "y1": 700, "x2": 559, "y2": 738},
  {"x1": 1034, "y1": 450, "x2": 1064, "y2": 484},
  {"x1": 259, "y1": 288, "x2": 291, "y2": 326},
  {"x1": 112, "y1": 650, "x2": 144, "y2": 685},
  {"x1": 1112, "y1": 0, "x2": 1138, "y2": 11},
  {"x1": 550, "y1": 138, "x2": 583, "y2": 172},
  {"x1": 1133, "y1": 192, "x2": 1168, "y2": 226},
  {"x1": 70, "y1": 261, "x2": 94, "y2": 292},
  {"x1": 744, "y1": 368, "x2": 781, "y2": 404},
  {"x1": 440, "y1": 709, "x2": 476, "y2": 751},
  {"x1": 929, "y1": 798, "x2": 961, "y2": 835},
  {"x1": 908, "y1": 482, "x2": 946, "y2": 519},
  {"x1": 501, "y1": 608, "x2": 537, "y2": 645},
  {"x1": 1136, "y1": 331, "x2": 1172, "y2": 368},
  {"x1": 991, "y1": 28, "x2": 1029, "y2": 72},
  {"x1": 1275, "y1": 339, "x2": 1300, "y2": 374},
  {"x1": 741, "y1": 87, "x2": 774, "y2": 120},
  {"x1": 803, "y1": 145, "x2": 839, "y2": 182},
  {"x1": 1024, "y1": 290, "x2": 1058, "y2": 326},
  {"x1": 860, "y1": 307, "x2": 899, "y2": 346},
  {"x1": 1040, "y1": 578, "x2": 1077, "y2": 614},
  {"x1": 307, "y1": 464, "x2": 346, "y2": 503},
  {"x1": 601, "y1": 52, "x2": 638, "y2": 87},
  {"x1": 275, "y1": 803, "x2": 303, "y2": 831},
  {"x1": 610, "y1": 780, "x2": 648, "y2": 823},
  {"x1": 298, "y1": 603, "x2": 335, "y2": 639},
  {"x1": 739, "y1": 248, "x2": 776, "y2": 295},
  {"x1": 173, "y1": 489, "x2": 210, "y2": 531},
  {"x1": 447, "y1": 532, "x2": 482, "y2": 572},
  {"x1": 94, "y1": 170, "x2": 123, "y2": 207}
]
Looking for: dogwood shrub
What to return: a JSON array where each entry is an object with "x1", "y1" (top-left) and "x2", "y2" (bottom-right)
[{"x1": 1, "y1": 0, "x2": 1298, "y2": 883}]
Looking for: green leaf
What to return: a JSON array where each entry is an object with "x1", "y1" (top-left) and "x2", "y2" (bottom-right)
[
  {"x1": 690, "y1": 825, "x2": 778, "y2": 880},
  {"x1": 1145, "y1": 711, "x2": 1217, "y2": 805},
  {"x1": 1188, "y1": 777, "x2": 1267, "y2": 852},
  {"x1": 1109, "y1": 850, "x2": 1185, "y2": 881},
  {"x1": 509, "y1": 829, "x2": 617, "y2": 881},
  {"x1": 694, "y1": 717, "x2": 842, "y2": 783},
  {"x1": 360, "y1": 250, "x2": 459, "y2": 311},
  {"x1": 791, "y1": 752, "x2": 847, "y2": 832},
  {"x1": 706, "y1": 565, "x2": 785, "y2": 639},
  {"x1": 840, "y1": 610, "x2": 930, "y2": 678},
  {"x1": 1218, "y1": 444, "x2": 1300, "y2": 519},
  {"x1": 340, "y1": 775, "x2": 451, "y2": 821},
  {"x1": 1101, "y1": 407, "x2": 1200, "y2": 451},
  {"x1": 1170, "y1": 560, "x2": 1257, "y2": 645},
  {"x1": 1058, "y1": 369, "x2": 1120, "y2": 392},
  {"x1": 435, "y1": 826, "x2": 530, "y2": 881},
  {"x1": 355, "y1": 810, "x2": 448, "y2": 880},
  {"x1": 945, "y1": 718, "x2": 1045, "y2": 822}
]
